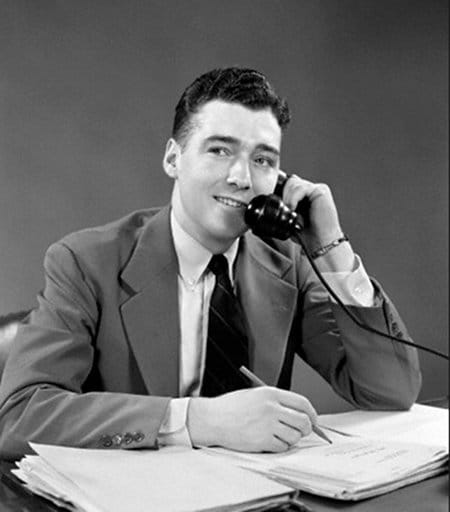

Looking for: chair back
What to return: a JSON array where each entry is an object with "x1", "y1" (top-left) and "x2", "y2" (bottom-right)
[
  {"x1": 0, "y1": 310, "x2": 30, "y2": 382},
  {"x1": 0, "y1": 324, "x2": 17, "y2": 381}
]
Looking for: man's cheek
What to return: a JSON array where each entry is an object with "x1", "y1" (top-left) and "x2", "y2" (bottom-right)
[{"x1": 253, "y1": 180, "x2": 277, "y2": 197}]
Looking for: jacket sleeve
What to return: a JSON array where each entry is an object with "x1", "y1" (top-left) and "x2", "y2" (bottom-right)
[
  {"x1": 0, "y1": 242, "x2": 170, "y2": 461},
  {"x1": 296, "y1": 257, "x2": 422, "y2": 410}
]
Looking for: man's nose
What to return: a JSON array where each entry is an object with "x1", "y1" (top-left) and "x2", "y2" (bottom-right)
[{"x1": 226, "y1": 157, "x2": 251, "y2": 189}]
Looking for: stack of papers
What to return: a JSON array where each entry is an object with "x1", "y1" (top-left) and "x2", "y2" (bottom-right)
[
  {"x1": 11, "y1": 405, "x2": 448, "y2": 507},
  {"x1": 13, "y1": 444, "x2": 294, "y2": 512},
  {"x1": 320, "y1": 403, "x2": 449, "y2": 448},
  {"x1": 206, "y1": 404, "x2": 448, "y2": 500}
]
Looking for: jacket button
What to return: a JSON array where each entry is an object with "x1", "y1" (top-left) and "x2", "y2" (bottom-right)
[
  {"x1": 112, "y1": 434, "x2": 123, "y2": 446},
  {"x1": 100, "y1": 435, "x2": 112, "y2": 448},
  {"x1": 123, "y1": 432, "x2": 134, "y2": 445},
  {"x1": 133, "y1": 432, "x2": 145, "y2": 443}
]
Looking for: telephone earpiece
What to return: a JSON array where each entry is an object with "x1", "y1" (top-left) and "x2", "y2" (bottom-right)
[
  {"x1": 273, "y1": 170, "x2": 290, "y2": 198},
  {"x1": 245, "y1": 171, "x2": 299, "y2": 240}
]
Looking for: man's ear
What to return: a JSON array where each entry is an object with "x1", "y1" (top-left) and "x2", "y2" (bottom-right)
[{"x1": 163, "y1": 138, "x2": 180, "y2": 179}]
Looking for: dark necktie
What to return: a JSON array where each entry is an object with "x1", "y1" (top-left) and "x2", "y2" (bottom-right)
[{"x1": 201, "y1": 254, "x2": 250, "y2": 397}]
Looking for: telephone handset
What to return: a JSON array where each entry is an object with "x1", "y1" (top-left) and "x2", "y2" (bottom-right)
[
  {"x1": 244, "y1": 171, "x2": 301, "y2": 240},
  {"x1": 273, "y1": 169, "x2": 290, "y2": 198},
  {"x1": 245, "y1": 171, "x2": 449, "y2": 360}
]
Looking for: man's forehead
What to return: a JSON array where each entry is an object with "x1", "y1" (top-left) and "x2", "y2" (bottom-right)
[
  {"x1": 191, "y1": 100, "x2": 282, "y2": 145},
  {"x1": 194, "y1": 99, "x2": 279, "y2": 124}
]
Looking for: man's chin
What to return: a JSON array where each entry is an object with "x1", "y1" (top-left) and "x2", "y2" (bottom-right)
[
  {"x1": 208, "y1": 222, "x2": 248, "y2": 248},
  {"x1": 226, "y1": 220, "x2": 249, "y2": 239}
]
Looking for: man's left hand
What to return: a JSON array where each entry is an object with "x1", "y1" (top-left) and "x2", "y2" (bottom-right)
[{"x1": 280, "y1": 173, "x2": 344, "y2": 254}]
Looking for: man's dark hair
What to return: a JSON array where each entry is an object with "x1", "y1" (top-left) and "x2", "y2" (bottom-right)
[{"x1": 172, "y1": 67, "x2": 291, "y2": 145}]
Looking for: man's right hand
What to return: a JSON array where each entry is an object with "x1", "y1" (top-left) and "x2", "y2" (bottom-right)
[{"x1": 187, "y1": 387, "x2": 318, "y2": 452}]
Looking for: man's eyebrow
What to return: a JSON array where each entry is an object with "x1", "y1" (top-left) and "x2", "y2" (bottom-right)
[
  {"x1": 255, "y1": 143, "x2": 280, "y2": 157},
  {"x1": 203, "y1": 136, "x2": 280, "y2": 156},
  {"x1": 203, "y1": 135, "x2": 239, "y2": 145}
]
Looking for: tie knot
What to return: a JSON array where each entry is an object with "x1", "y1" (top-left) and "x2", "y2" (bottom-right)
[{"x1": 208, "y1": 254, "x2": 229, "y2": 278}]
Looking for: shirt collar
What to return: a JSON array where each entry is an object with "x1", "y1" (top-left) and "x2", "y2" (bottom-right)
[{"x1": 170, "y1": 211, "x2": 240, "y2": 286}]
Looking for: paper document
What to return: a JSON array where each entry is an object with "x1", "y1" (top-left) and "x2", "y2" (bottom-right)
[
  {"x1": 205, "y1": 404, "x2": 448, "y2": 500},
  {"x1": 13, "y1": 444, "x2": 294, "y2": 512},
  {"x1": 320, "y1": 403, "x2": 449, "y2": 449},
  {"x1": 12, "y1": 404, "x2": 448, "y2": 506}
]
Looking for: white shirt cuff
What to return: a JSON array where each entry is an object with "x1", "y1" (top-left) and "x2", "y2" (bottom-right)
[
  {"x1": 321, "y1": 255, "x2": 375, "y2": 307},
  {"x1": 157, "y1": 398, "x2": 192, "y2": 447}
]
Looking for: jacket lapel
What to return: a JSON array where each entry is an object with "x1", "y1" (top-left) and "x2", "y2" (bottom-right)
[
  {"x1": 118, "y1": 208, "x2": 298, "y2": 395},
  {"x1": 119, "y1": 206, "x2": 181, "y2": 397},
  {"x1": 236, "y1": 235, "x2": 298, "y2": 386}
]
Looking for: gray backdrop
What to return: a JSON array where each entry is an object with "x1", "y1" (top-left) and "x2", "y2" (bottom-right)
[{"x1": 1, "y1": 0, "x2": 447, "y2": 411}]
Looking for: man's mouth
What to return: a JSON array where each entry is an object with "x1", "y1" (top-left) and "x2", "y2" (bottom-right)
[{"x1": 214, "y1": 196, "x2": 248, "y2": 209}]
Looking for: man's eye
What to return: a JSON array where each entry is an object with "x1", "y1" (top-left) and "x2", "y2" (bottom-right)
[
  {"x1": 254, "y1": 156, "x2": 275, "y2": 167},
  {"x1": 208, "y1": 147, "x2": 230, "y2": 156}
]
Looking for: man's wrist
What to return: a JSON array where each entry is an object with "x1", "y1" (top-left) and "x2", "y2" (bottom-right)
[
  {"x1": 321, "y1": 255, "x2": 376, "y2": 307},
  {"x1": 157, "y1": 397, "x2": 192, "y2": 447},
  {"x1": 312, "y1": 238, "x2": 355, "y2": 273},
  {"x1": 310, "y1": 234, "x2": 349, "y2": 259},
  {"x1": 187, "y1": 397, "x2": 220, "y2": 447}
]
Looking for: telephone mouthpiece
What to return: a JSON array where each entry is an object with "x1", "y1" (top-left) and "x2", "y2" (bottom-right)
[{"x1": 245, "y1": 195, "x2": 299, "y2": 240}]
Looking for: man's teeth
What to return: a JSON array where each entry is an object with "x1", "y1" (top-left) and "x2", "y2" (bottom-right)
[{"x1": 216, "y1": 197, "x2": 246, "y2": 208}]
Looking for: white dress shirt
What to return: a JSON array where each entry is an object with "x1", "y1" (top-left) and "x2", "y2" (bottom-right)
[{"x1": 157, "y1": 212, "x2": 375, "y2": 446}]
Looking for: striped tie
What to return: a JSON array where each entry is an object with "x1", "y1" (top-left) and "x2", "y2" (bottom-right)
[{"x1": 201, "y1": 254, "x2": 250, "y2": 397}]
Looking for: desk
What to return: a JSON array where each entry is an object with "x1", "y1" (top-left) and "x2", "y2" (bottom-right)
[
  {"x1": 0, "y1": 461, "x2": 60, "y2": 512},
  {"x1": 0, "y1": 460, "x2": 447, "y2": 512},
  {"x1": 1, "y1": 400, "x2": 448, "y2": 512},
  {"x1": 301, "y1": 474, "x2": 448, "y2": 512}
]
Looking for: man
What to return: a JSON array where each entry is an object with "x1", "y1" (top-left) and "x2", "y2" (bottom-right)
[{"x1": 0, "y1": 68, "x2": 421, "y2": 460}]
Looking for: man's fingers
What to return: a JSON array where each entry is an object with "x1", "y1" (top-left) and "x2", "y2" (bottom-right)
[
  {"x1": 272, "y1": 434, "x2": 292, "y2": 452},
  {"x1": 282, "y1": 175, "x2": 315, "y2": 209},
  {"x1": 279, "y1": 408, "x2": 313, "y2": 437},
  {"x1": 193, "y1": 387, "x2": 318, "y2": 453},
  {"x1": 276, "y1": 420, "x2": 304, "y2": 446},
  {"x1": 283, "y1": 175, "x2": 333, "y2": 214},
  {"x1": 277, "y1": 389, "x2": 318, "y2": 424}
]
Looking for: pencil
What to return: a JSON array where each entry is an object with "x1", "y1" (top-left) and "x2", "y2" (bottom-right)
[{"x1": 239, "y1": 365, "x2": 333, "y2": 445}]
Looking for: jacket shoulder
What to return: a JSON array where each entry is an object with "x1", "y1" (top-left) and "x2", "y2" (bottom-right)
[{"x1": 47, "y1": 208, "x2": 162, "y2": 272}]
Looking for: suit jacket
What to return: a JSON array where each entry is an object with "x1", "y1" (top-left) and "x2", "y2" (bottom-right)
[{"x1": 0, "y1": 206, "x2": 421, "y2": 460}]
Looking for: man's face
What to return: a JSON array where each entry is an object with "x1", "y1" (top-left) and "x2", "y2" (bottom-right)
[{"x1": 164, "y1": 100, "x2": 282, "y2": 253}]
